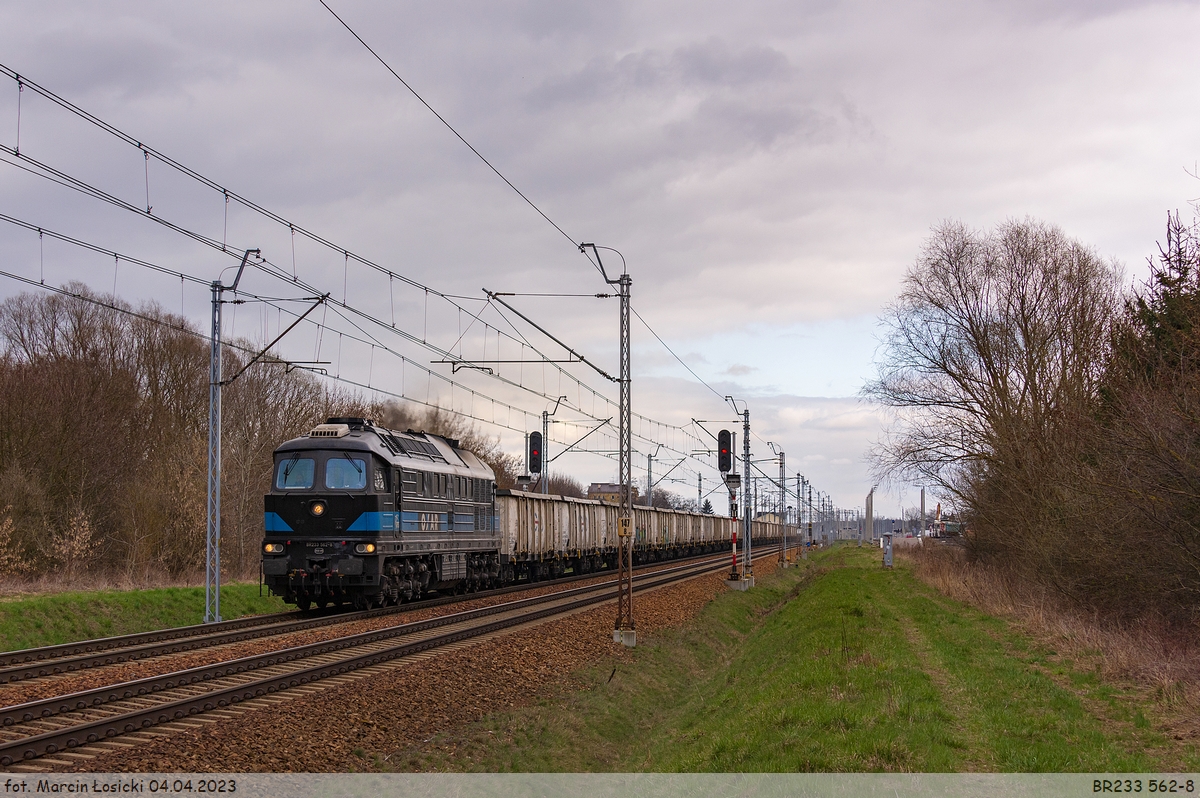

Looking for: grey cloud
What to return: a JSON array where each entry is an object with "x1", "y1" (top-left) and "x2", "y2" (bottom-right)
[
  {"x1": 22, "y1": 22, "x2": 213, "y2": 102},
  {"x1": 509, "y1": 0, "x2": 616, "y2": 40},
  {"x1": 671, "y1": 39, "x2": 791, "y2": 86},
  {"x1": 664, "y1": 96, "x2": 836, "y2": 154},
  {"x1": 527, "y1": 38, "x2": 792, "y2": 111}
]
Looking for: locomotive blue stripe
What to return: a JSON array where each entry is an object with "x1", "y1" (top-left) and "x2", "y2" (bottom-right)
[
  {"x1": 264, "y1": 512, "x2": 293, "y2": 532},
  {"x1": 347, "y1": 512, "x2": 400, "y2": 532}
]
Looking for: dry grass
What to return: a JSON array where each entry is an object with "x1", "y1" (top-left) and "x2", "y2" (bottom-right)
[
  {"x1": 901, "y1": 542, "x2": 1200, "y2": 707},
  {"x1": 0, "y1": 569, "x2": 233, "y2": 600}
]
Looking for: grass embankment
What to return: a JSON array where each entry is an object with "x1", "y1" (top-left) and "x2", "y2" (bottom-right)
[
  {"x1": 0, "y1": 584, "x2": 286, "y2": 652},
  {"x1": 399, "y1": 546, "x2": 1194, "y2": 772}
]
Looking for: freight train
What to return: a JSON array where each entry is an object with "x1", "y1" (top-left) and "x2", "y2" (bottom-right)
[{"x1": 261, "y1": 417, "x2": 781, "y2": 610}]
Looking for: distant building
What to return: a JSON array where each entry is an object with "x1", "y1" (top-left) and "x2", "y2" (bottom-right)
[{"x1": 587, "y1": 482, "x2": 639, "y2": 504}]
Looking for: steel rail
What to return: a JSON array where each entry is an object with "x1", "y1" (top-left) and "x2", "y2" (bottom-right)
[
  {"x1": 0, "y1": 549, "x2": 777, "y2": 767},
  {"x1": 0, "y1": 547, "x2": 734, "y2": 682},
  {"x1": 0, "y1": 611, "x2": 307, "y2": 670},
  {"x1": 0, "y1": 554, "x2": 731, "y2": 727}
]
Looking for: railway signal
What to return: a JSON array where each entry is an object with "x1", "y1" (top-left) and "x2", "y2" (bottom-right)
[
  {"x1": 717, "y1": 430, "x2": 732, "y2": 473},
  {"x1": 528, "y1": 431, "x2": 543, "y2": 474}
]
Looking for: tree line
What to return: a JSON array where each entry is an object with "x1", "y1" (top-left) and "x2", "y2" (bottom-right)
[
  {"x1": 869, "y1": 214, "x2": 1200, "y2": 625},
  {"x1": 0, "y1": 285, "x2": 534, "y2": 584}
]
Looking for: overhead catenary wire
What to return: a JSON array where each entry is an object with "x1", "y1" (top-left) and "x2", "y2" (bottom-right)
[
  {"x1": 314, "y1": 2, "x2": 606, "y2": 282},
  {"x1": 629, "y1": 305, "x2": 820, "y2": 498},
  {"x1": 0, "y1": 67, "x2": 739, "y2": 486},
  {"x1": 0, "y1": 266, "x2": 738, "y2": 510},
  {"x1": 630, "y1": 303, "x2": 727, "y2": 405},
  {"x1": 0, "y1": 266, "x2": 557, "y2": 441},
  {"x1": 0, "y1": 64, "x2": 614, "y2": 388},
  {"x1": 2, "y1": 245, "x2": 663, "y2": 471},
  {"x1": 0, "y1": 149, "x2": 610, "y2": 425},
  {"x1": 0, "y1": 69, "x2": 688, "y2": 454},
  {"x1": 0, "y1": 213, "x2": 212, "y2": 288},
  {"x1": 0, "y1": 142, "x2": 680, "y2": 449},
  {"x1": 0, "y1": 217, "x2": 558, "y2": 440},
  {"x1": 7, "y1": 206, "x2": 700, "y2": 472},
  {"x1": 0, "y1": 67, "x2": 694, "y2": 446}
]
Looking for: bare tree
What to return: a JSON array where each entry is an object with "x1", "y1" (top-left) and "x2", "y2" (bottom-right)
[
  {"x1": 865, "y1": 219, "x2": 1121, "y2": 567},
  {"x1": 543, "y1": 473, "x2": 583, "y2": 498}
]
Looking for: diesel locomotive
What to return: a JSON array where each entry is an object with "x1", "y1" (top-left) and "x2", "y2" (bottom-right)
[{"x1": 260, "y1": 417, "x2": 499, "y2": 610}]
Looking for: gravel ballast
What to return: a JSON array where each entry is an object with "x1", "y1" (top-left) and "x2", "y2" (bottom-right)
[
  {"x1": 0, "y1": 561, "x2": 701, "y2": 708},
  {"x1": 54, "y1": 557, "x2": 779, "y2": 772}
]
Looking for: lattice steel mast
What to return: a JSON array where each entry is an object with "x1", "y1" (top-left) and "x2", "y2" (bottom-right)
[
  {"x1": 615, "y1": 270, "x2": 634, "y2": 645},
  {"x1": 742, "y1": 408, "x2": 752, "y2": 580},
  {"x1": 582, "y1": 244, "x2": 635, "y2": 646}
]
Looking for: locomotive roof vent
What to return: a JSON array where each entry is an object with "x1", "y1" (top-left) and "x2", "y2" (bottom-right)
[{"x1": 309, "y1": 423, "x2": 351, "y2": 438}]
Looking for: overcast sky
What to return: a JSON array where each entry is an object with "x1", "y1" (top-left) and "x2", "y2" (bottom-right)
[{"x1": 1, "y1": 0, "x2": 1198, "y2": 517}]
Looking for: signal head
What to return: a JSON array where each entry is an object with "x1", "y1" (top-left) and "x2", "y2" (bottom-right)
[
  {"x1": 529, "y1": 431, "x2": 543, "y2": 473},
  {"x1": 717, "y1": 429, "x2": 732, "y2": 473}
]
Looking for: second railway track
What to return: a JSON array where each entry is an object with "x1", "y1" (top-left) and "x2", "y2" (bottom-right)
[
  {"x1": 0, "y1": 549, "x2": 734, "y2": 685},
  {"x1": 0, "y1": 547, "x2": 780, "y2": 769}
]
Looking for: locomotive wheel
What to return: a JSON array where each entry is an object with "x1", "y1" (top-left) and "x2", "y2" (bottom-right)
[
  {"x1": 296, "y1": 598, "x2": 312, "y2": 611},
  {"x1": 315, "y1": 599, "x2": 328, "y2": 609}
]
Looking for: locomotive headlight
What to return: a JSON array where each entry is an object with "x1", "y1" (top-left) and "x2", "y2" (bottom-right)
[
  {"x1": 354, "y1": 543, "x2": 376, "y2": 554},
  {"x1": 310, "y1": 501, "x2": 326, "y2": 517},
  {"x1": 263, "y1": 543, "x2": 285, "y2": 554}
]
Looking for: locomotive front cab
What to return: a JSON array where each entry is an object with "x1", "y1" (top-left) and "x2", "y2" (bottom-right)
[{"x1": 262, "y1": 423, "x2": 397, "y2": 609}]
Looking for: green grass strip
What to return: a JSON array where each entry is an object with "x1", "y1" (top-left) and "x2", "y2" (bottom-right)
[
  {"x1": 0, "y1": 583, "x2": 287, "y2": 652},
  {"x1": 394, "y1": 545, "x2": 1173, "y2": 772}
]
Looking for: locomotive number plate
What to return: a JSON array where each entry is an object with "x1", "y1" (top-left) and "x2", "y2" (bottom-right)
[{"x1": 312, "y1": 548, "x2": 324, "y2": 554}]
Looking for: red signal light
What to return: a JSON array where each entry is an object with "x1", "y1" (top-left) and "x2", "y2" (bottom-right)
[
  {"x1": 529, "y1": 431, "x2": 543, "y2": 473},
  {"x1": 717, "y1": 430, "x2": 733, "y2": 472}
]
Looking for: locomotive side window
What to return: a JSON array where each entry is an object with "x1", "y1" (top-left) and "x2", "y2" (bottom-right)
[
  {"x1": 275, "y1": 457, "x2": 314, "y2": 490},
  {"x1": 326, "y1": 456, "x2": 367, "y2": 490},
  {"x1": 373, "y1": 463, "x2": 388, "y2": 493}
]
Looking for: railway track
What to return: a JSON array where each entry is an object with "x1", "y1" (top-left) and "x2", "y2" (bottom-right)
[
  {"x1": 0, "y1": 547, "x2": 777, "y2": 769},
  {"x1": 0, "y1": 548, "x2": 736, "y2": 684}
]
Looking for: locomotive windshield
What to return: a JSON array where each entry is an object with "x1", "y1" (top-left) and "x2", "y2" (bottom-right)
[
  {"x1": 325, "y1": 456, "x2": 367, "y2": 490},
  {"x1": 275, "y1": 456, "x2": 314, "y2": 490}
]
